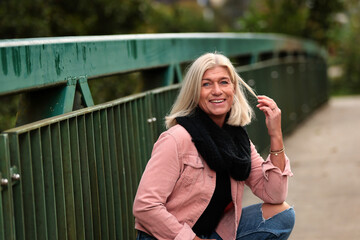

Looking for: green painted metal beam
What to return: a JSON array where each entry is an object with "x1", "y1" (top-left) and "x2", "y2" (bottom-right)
[{"x1": 0, "y1": 33, "x2": 324, "y2": 96}]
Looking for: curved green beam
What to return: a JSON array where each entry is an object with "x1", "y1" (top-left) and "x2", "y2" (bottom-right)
[{"x1": 0, "y1": 33, "x2": 325, "y2": 96}]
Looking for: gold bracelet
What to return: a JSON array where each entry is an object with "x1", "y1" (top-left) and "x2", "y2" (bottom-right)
[{"x1": 270, "y1": 147, "x2": 285, "y2": 156}]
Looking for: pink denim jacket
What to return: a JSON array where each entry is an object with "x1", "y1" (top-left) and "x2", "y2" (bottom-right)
[{"x1": 133, "y1": 125, "x2": 293, "y2": 240}]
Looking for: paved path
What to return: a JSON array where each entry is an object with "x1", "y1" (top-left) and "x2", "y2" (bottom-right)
[{"x1": 243, "y1": 96, "x2": 360, "y2": 239}]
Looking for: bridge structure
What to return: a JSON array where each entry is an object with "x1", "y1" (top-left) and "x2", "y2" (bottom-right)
[{"x1": 0, "y1": 33, "x2": 328, "y2": 240}]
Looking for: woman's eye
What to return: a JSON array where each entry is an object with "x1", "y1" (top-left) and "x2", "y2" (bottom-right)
[
  {"x1": 202, "y1": 82, "x2": 210, "y2": 87},
  {"x1": 220, "y1": 80, "x2": 229, "y2": 85}
]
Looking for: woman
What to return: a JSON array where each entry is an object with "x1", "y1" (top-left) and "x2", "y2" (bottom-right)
[{"x1": 133, "y1": 53, "x2": 295, "y2": 240}]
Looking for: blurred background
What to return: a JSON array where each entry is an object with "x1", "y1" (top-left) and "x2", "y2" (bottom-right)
[{"x1": 0, "y1": 0, "x2": 358, "y2": 131}]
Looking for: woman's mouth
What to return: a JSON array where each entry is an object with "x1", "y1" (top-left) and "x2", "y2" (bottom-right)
[{"x1": 210, "y1": 99, "x2": 225, "y2": 103}]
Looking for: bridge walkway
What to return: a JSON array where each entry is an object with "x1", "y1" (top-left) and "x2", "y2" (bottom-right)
[{"x1": 243, "y1": 95, "x2": 360, "y2": 240}]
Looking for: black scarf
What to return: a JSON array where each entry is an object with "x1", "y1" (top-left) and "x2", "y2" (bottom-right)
[{"x1": 176, "y1": 108, "x2": 251, "y2": 181}]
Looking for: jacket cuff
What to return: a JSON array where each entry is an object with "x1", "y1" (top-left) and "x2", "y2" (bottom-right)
[
  {"x1": 262, "y1": 154, "x2": 293, "y2": 180},
  {"x1": 174, "y1": 223, "x2": 196, "y2": 240}
]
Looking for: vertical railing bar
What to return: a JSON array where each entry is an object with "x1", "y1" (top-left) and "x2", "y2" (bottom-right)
[
  {"x1": 125, "y1": 101, "x2": 138, "y2": 236},
  {"x1": 145, "y1": 94, "x2": 154, "y2": 162},
  {"x1": 8, "y1": 134, "x2": 25, "y2": 240},
  {"x1": 133, "y1": 99, "x2": 142, "y2": 172},
  {"x1": 289, "y1": 62, "x2": 298, "y2": 130},
  {"x1": 69, "y1": 117, "x2": 85, "y2": 239},
  {"x1": 138, "y1": 97, "x2": 148, "y2": 171},
  {"x1": 131, "y1": 101, "x2": 140, "y2": 238},
  {"x1": 114, "y1": 105, "x2": 127, "y2": 240},
  {"x1": 146, "y1": 93, "x2": 156, "y2": 144},
  {"x1": 93, "y1": 110, "x2": 109, "y2": 239},
  {"x1": 31, "y1": 129, "x2": 48, "y2": 239},
  {"x1": 100, "y1": 109, "x2": 116, "y2": 239},
  {"x1": 85, "y1": 112, "x2": 101, "y2": 239},
  {"x1": 145, "y1": 93, "x2": 153, "y2": 153},
  {"x1": 51, "y1": 122, "x2": 68, "y2": 240},
  {"x1": 19, "y1": 132, "x2": 37, "y2": 239},
  {"x1": 0, "y1": 171, "x2": 4, "y2": 240},
  {"x1": 0, "y1": 134, "x2": 15, "y2": 240},
  {"x1": 162, "y1": 91, "x2": 168, "y2": 130},
  {"x1": 60, "y1": 119, "x2": 77, "y2": 240},
  {"x1": 155, "y1": 93, "x2": 163, "y2": 135},
  {"x1": 130, "y1": 101, "x2": 140, "y2": 185},
  {"x1": 77, "y1": 114, "x2": 94, "y2": 240},
  {"x1": 41, "y1": 125, "x2": 58, "y2": 240},
  {"x1": 107, "y1": 106, "x2": 123, "y2": 239},
  {"x1": 119, "y1": 104, "x2": 132, "y2": 240},
  {"x1": 151, "y1": 93, "x2": 159, "y2": 138}
]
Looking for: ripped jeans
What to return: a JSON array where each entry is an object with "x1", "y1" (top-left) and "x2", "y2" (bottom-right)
[{"x1": 137, "y1": 203, "x2": 295, "y2": 240}]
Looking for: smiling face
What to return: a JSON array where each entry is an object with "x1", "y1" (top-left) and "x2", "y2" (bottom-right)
[{"x1": 198, "y1": 66, "x2": 235, "y2": 127}]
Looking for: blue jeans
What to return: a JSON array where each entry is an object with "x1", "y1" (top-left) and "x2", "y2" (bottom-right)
[{"x1": 137, "y1": 203, "x2": 295, "y2": 240}]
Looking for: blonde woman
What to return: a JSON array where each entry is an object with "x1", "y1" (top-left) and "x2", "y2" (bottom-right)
[{"x1": 133, "y1": 53, "x2": 295, "y2": 240}]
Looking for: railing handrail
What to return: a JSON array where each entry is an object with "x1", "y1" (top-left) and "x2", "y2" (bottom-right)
[{"x1": 0, "y1": 32, "x2": 325, "y2": 96}]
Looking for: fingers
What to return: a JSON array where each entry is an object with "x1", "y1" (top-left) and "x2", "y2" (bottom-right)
[
  {"x1": 258, "y1": 106, "x2": 274, "y2": 116},
  {"x1": 256, "y1": 95, "x2": 279, "y2": 113},
  {"x1": 256, "y1": 95, "x2": 282, "y2": 136}
]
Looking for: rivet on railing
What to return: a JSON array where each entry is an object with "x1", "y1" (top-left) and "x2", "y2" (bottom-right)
[
  {"x1": 1, "y1": 178, "x2": 9, "y2": 186},
  {"x1": 301, "y1": 104, "x2": 310, "y2": 113},
  {"x1": 271, "y1": 71, "x2": 279, "y2": 79},
  {"x1": 147, "y1": 117, "x2": 157, "y2": 123},
  {"x1": 247, "y1": 79, "x2": 256, "y2": 87},
  {"x1": 12, "y1": 173, "x2": 21, "y2": 181},
  {"x1": 289, "y1": 112, "x2": 297, "y2": 121}
]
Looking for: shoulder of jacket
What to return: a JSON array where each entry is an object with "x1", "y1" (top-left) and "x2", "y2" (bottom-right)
[
  {"x1": 162, "y1": 125, "x2": 196, "y2": 155},
  {"x1": 165, "y1": 124, "x2": 191, "y2": 140}
]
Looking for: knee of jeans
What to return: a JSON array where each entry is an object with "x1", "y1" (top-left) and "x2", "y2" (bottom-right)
[
  {"x1": 272, "y1": 208, "x2": 296, "y2": 239},
  {"x1": 282, "y1": 207, "x2": 296, "y2": 230}
]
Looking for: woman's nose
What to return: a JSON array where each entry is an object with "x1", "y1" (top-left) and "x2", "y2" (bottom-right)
[{"x1": 211, "y1": 83, "x2": 222, "y2": 95}]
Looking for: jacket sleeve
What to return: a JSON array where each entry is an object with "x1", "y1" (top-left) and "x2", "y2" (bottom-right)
[
  {"x1": 133, "y1": 132, "x2": 196, "y2": 240},
  {"x1": 245, "y1": 141, "x2": 293, "y2": 204}
]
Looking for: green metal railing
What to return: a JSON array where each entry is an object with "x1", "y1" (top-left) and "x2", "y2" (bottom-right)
[{"x1": 0, "y1": 33, "x2": 328, "y2": 239}]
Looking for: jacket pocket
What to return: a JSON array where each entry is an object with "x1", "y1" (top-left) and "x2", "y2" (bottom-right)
[{"x1": 178, "y1": 155, "x2": 204, "y2": 188}]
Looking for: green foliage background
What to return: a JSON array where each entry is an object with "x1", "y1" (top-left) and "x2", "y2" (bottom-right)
[
  {"x1": 236, "y1": 0, "x2": 360, "y2": 96},
  {"x1": 0, "y1": 0, "x2": 358, "y2": 131}
]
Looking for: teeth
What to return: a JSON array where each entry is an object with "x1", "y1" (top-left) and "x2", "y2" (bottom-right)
[{"x1": 211, "y1": 100, "x2": 224, "y2": 103}]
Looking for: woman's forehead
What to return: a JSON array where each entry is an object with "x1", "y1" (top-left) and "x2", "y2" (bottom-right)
[{"x1": 203, "y1": 66, "x2": 233, "y2": 79}]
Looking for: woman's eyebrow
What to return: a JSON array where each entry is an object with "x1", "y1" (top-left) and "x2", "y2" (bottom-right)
[{"x1": 202, "y1": 76, "x2": 230, "y2": 81}]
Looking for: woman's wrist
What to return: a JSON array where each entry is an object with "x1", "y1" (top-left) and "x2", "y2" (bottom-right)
[
  {"x1": 270, "y1": 146, "x2": 285, "y2": 156},
  {"x1": 270, "y1": 134, "x2": 283, "y2": 149}
]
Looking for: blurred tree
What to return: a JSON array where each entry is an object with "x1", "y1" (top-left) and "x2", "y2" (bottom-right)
[
  {"x1": 236, "y1": 0, "x2": 360, "y2": 95},
  {"x1": 0, "y1": 0, "x2": 150, "y2": 39},
  {"x1": 139, "y1": 1, "x2": 217, "y2": 33},
  {"x1": 302, "y1": 0, "x2": 344, "y2": 46},
  {"x1": 237, "y1": 0, "x2": 344, "y2": 48},
  {"x1": 330, "y1": 0, "x2": 360, "y2": 94},
  {"x1": 0, "y1": 0, "x2": 220, "y2": 39}
]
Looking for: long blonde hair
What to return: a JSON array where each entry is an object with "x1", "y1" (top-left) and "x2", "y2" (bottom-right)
[{"x1": 165, "y1": 52, "x2": 256, "y2": 128}]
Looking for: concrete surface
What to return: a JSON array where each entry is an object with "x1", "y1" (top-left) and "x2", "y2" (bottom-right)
[{"x1": 243, "y1": 96, "x2": 360, "y2": 239}]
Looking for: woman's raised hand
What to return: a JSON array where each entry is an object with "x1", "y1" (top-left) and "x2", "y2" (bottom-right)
[{"x1": 256, "y1": 95, "x2": 282, "y2": 138}]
